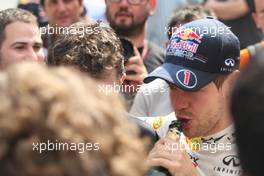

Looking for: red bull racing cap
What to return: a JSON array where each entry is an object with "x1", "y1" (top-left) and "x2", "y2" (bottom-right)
[{"x1": 144, "y1": 17, "x2": 240, "y2": 91}]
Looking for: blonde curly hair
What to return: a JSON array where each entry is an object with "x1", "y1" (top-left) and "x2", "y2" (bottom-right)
[{"x1": 0, "y1": 62, "x2": 147, "y2": 176}]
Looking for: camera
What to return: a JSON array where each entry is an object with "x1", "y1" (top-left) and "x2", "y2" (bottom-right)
[
  {"x1": 120, "y1": 37, "x2": 134, "y2": 64},
  {"x1": 120, "y1": 37, "x2": 136, "y2": 75}
]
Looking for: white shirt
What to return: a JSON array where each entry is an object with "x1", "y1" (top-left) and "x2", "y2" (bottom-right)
[
  {"x1": 129, "y1": 79, "x2": 173, "y2": 117},
  {"x1": 136, "y1": 114, "x2": 242, "y2": 176}
]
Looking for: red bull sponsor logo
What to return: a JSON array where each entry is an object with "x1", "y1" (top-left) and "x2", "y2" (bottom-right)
[
  {"x1": 175, "y1": 28, "x2": 203, "y2": 43},
  {"x1": 169, "y1": 28, "x2": 203, "y2": 54},
  {"x1": 170, "y1": 40, "x2": 199, "y2": 53}
]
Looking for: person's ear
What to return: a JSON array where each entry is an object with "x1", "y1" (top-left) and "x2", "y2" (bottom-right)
[
  {"x1": 223, "y1": 70, "x2": 240, "y2": 99},
  {"x1": 119, "y1": 72, "x2": 126, "y2": 84},
  {"x1": 148, "y1": 0, "x2": 157, "y2": 16},
  {"x1": 228, "y1": 70, "x2": 240, "y2": 89},
  {"x1": 79, "y1": 0, "x2": 84, "y2": 13}
]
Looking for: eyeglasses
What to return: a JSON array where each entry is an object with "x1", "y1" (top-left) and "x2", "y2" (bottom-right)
[{"x1": 108, "y1": 0, "x2": 144, "y2": 5}]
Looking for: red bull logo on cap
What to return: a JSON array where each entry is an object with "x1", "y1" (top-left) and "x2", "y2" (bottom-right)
[
  {"x1": 174, "y1": 28, "x2": 203, "y2": 43},
  {"x1": 167, "y1": 28, "x2": 203, "y2": 59},
  {"x1": 170, "y1": 40, "x2": 199, "y2": 53}
]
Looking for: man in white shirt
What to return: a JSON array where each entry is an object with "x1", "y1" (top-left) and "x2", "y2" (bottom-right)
[{"x1": 145, "y1": 17, "x2": 242, "y2": 176}]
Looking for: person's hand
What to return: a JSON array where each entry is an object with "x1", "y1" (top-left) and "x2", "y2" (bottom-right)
[
  {"x1": 125, "y1": 46, "x2": 148, "y2": 87},
  {"x1": 147, "y1": 138, "x2": 198, "y2": 176}
]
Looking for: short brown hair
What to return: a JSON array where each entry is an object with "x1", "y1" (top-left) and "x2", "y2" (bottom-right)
[
  {"x1": 0, "y1": 8, "x2": 38, "y2": 47},
  {"x1": 213, "y1": 74, "x2": 229, "y2": 89},
  {"x1": 167, "y1": 5, "x2": 214, "y2": 39},
  {"x1": 0, "y1": 62, "x2": 147, "y2": 176},
  {"x1": 47, "y1": 21, "x2": 125, "y2": 80}
]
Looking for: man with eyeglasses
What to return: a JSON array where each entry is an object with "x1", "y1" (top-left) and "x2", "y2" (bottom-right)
[{"x1": 105, "y1": 0, "x2": 165, "y2": 109}]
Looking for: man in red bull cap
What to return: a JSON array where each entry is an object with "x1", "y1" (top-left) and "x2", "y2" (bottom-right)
[
  {"x1": 129, "y1": 5, "x2": 214, "y2": 117},
  {"x1": 146, "y1": 17, "x2": 242, "y2": 176}
]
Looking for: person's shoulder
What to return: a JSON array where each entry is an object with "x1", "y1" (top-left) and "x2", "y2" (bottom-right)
[
  {"x1": 134, "y1": 79, "x2": 168, "y2": 104},
  {"x1": 130, "y1": 79, "x2": 170, "y2": 117},
  {"x1": 147, "y1": 41, "x2": 166, "y2": 56},
  {"x1": 144, "y1": 41, "x2": 166, "y2": 72},
  {"x1": 140, "y1": 79, "x2": 168, "y2": 90},
  {"x1": 137, "y1": 79, "x2": 169, "y2": 98}
]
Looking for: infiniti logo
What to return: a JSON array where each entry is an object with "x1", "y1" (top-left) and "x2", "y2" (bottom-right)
[
  {"x1": 225, "y1": 58, "x2": 235, "y2": 67},
  {"x1": 223, "y1": 155, "x2": 240, "y2": 167}
]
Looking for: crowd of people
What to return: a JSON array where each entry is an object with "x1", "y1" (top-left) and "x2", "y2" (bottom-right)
[{"x1": 0, "y1": 0, "x2": 263, "y2": 176}]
